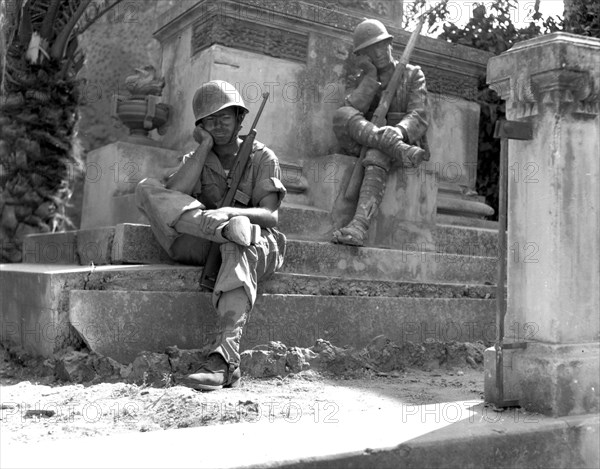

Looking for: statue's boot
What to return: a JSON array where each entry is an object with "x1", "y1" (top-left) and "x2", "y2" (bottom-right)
[
  {"x1": 347, "y1": 115, "x2": 427, "y2": 166},
  {"x1": 180, "y1": 287, "x2": 249, "y2": 391},
  {"x1": 332, "y1": 164, "x2": 387, "y2": 246}
]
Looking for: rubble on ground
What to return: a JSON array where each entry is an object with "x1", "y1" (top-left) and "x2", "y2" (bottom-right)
[{"x1": 6, "y1": 335, "x2": 486, "y2": 386}]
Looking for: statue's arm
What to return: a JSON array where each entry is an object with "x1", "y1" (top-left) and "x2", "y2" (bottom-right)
[
  {"x1": 344, "y1": 74, "x2": 380, "y2": 113},
  {"x1": 396, "y1": 66, "x2": 429, "y2": 145}
]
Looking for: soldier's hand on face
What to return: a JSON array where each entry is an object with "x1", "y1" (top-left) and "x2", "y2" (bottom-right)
[
  {"x1": 356, "y1": 55, "x2": 377, "y2": 79},
  {"x1": 193, "y1": 124, "x2": 214, "y2": 149}
]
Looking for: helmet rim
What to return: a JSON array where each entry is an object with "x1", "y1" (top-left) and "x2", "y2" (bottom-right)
[
  {"x1": 192, "y1": 80, "x2": 249, "y2": 124},
  {"x1": 353, "y1": 33, "x2": 393, "y2": 53},
  {"x1": 352, "y1": 19, "x2": 394, "y2": 53}
]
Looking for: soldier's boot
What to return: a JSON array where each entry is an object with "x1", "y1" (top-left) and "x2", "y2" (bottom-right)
[
  {"x1": 347, "y1": 115, "x2": 427, "y2": 166},
  {"x1": 181, "y1": 287, "x2": 249, "y2": 391},
  {"x1": 175, "y1": 214, "x2": 261, "y2": 246},
  {"x1": 332, "y1": 164, "x2": 387, "y2": 246}
]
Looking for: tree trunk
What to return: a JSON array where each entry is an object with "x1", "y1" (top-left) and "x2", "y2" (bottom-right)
[{"x1": 0, "y1": 0, "x2": 124, "y2": 263}]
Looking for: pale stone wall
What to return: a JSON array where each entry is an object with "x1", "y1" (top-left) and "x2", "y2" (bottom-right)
[
  {"x1": 78, "y1": 0, "x2": 175, "y2": 152},
  {"x1": 484, "y1": 33, "x2": 600, "y2": 416},
  {"x1": 69, "y1": 1, "x2": 175, "y2": 228}
]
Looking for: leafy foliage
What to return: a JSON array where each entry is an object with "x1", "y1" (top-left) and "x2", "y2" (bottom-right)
[
  {"x1": 404, "y1": 0, "x2": 566, "y2": 219},
  {"x1": 563, "y1": 0, "x2": 600, "y2": 37}
]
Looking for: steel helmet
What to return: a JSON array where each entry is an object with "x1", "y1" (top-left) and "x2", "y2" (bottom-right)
[
  {"x1": 353, "y1": 19, "x2": 393, "y2": 53},
  {"x1": 192, "y1": 80, "x2": 249, "y2": 126}
]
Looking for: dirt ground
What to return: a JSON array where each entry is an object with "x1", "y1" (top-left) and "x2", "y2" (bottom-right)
[{"x1": 0, "y1": 344, "x2": 484, "y2": 446}]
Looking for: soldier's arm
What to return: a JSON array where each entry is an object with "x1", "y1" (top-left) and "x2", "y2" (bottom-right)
[
  {"x1": 396, "y1": 66, "x2": 428, "y2": 144},
  {"x1": 344, "y1": 56, "x2": 381, "y2": 113},
  {"x1": 207, "y1": 193, "x2": 279, "y2": 229},
  {"x1": 165, "y1": 125, "x2": 213, "y2": 194},
  {"x1": 195, "y1": 147, "x2": 286, "y2": 231}
]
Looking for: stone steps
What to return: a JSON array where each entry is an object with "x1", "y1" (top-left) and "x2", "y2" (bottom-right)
[
  {"x1": 28, "y1": 263, "x2": 495, "y2": 298},
  {"x1": 22, "y1": 223, "x2": 498, "y2": 284},
  {"x1": 282, "y1": 240, "x2": 496, "y2": 285},
  {"x1": 280, "y1": 202, "x2": 499, "y2": 256},
  {"x1": 6, "y1": 209, "x2": 500, "y2": 363},
  {"x1": 0, "y1": 263, "x2": 498, "y2": 361},
  {"x1": 68, "y1": 288, "x2": 496, "y2": 364},
  {"x1": 22, "y1": 205, "x2": 498, "y2": 266}
]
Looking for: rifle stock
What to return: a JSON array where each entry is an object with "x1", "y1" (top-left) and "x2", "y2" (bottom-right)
[
  {"x1": 200, "y1": 92, "x2": 270, "y2": 291},
  {"x1": 343, "y1": 16, "x2": 426, "y2": 201}
]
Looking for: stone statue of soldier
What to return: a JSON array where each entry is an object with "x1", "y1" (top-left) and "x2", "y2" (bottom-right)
[
  {"x1": 136, "y1": 80, "x2": 286, "y2": 390},
  {"x1": 331, "y1": 19, "x2": 429, "y2": 246}
]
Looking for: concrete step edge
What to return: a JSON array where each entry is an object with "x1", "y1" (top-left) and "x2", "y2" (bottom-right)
[
  {"x1": 2, "y1": 409, "x2": 596, "y2": 469},
  {"x1": 1, "y1": 264, "x2": 499, "y2": 298}
]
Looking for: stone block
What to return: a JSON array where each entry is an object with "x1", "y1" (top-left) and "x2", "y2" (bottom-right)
[
  {"x1": 68, "y1": 289, "x2": 496, "y2": 364},
  {"x1": 486, "y1": 343, "x2": 600, "y2": 416},
  {"x1": 111, "y1": 223, "x2": 173, "y2": 264},
  {"x1": 277, "y1": 203, "x2": 332, "y2": 241},
  {"x1": 81, "y1": 141, "x2": 181, "y2": 229},
  {"x1": 77, "y1": 226, "x2": 115, "y2": 266},
  {"x1": 433, "y1": 224, "x2": 498, "y2": 257},
  {"x1": 247, "y1": 295, "x2": 496, "y2": 350},
  {"x1": 310, "y1": 154, "x2": 438, "y2": 249},
  {"x1": 22, "y1": 231, "x2": 78, "y2": 264},
  {"x1": 69, "y1": 290, "x2": 218, "y2": 364},
  {"x1": 282, "y1": 239, "x2": 497, "y2": 285},
  {"x1": 111, "y1": 194, "x2": 149, "y2": 226},
  {"x1": 0, "y1": 264, "x2": 93, "y2": 356},
  {"x1": 521, "y1": 343, "x2": 597, "y2": 417},
  {"x1": 83, "y1": 223, "x2": 497, "y2": 283}
]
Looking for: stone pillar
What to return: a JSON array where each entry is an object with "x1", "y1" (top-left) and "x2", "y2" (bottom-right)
[{"x1": 485, "y1": 33, "x2": 600, "y2": 416}]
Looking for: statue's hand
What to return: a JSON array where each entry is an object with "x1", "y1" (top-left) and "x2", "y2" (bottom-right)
[
  {"x1": 379, "y1": 126, "x2": 405, "y2": 146},
  {"x1": 193, "y1": 124, "x2": 214, "y2": 149},
  {"x1": 356, "y1": 55, "x2": 377, "y2": 79}
]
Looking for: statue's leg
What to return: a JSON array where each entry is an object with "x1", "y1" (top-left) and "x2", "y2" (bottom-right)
[
  {"x1": 346, "y1": 114, "x2": 426, "y2": 166},
  {"x1": 332, "y1": 149, "x2": 388, "y2": 246}
]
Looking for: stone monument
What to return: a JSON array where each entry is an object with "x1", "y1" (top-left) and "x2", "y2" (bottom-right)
[
  {"x1": 484, "y1": 33, "x2": 600, "y2": 417},
  {"x1": 80, "y1": 0, "x2": 494, "y2": 240}
]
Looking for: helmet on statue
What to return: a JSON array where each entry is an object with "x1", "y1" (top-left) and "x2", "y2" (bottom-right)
[
  {"x1": 353, "y1": 19, "x2": 393, "y2": 53},
  {"x1": 192, "y1": 80, "x2": 249, "y2": 126}
]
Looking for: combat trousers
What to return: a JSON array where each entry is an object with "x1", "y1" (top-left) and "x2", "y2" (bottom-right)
[{"x1": 135, "y1": 178, "x2": 286, "y2": 365}]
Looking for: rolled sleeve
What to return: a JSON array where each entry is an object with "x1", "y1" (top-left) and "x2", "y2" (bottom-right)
[
  {"x1": 253, "y1": 176, "x2": 287, "y2": 207},
  {"x1": 250, "y1": 147, "x2": 287, "y2": 208}
]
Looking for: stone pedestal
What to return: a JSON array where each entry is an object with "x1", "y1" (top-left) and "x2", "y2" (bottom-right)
[
  {"x1": 484, "y1": 33, "x2": 600, "y2": 416},
  {"x1": 80, "y1": 141, "x2": 181, "y2": 229},
  {"x1": 153, "y1": 0, "x2": 493, "y2": 223},
  {"x1": 309, "y1": 155, "x2": 437, "y2": 249}
]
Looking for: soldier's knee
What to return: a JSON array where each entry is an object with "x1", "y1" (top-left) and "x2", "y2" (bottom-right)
[{"x1": 363, "y1": 148, "x2": 391, "y2": 172}]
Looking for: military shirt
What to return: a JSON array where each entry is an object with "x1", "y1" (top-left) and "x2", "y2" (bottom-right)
[{"x1": 179, "y1": 139, "x2": 286, "y2": 210}]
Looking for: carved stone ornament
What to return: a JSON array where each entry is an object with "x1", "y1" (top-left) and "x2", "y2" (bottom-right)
[
  {"x1": 488, "y1": 33, "x2": 600, "y2": 118},
  {"x1": 192, "y1": 13, "x2": 309, "y2": 63},
  {"x1": 113, "y1": 66, "x2": 171, "y2": 147}
]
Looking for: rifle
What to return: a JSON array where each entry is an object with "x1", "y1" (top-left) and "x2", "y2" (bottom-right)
[
  {"x1": 200, "y1": 92, "x2": 270, "y2": 291},
  {"x1": 344, "y1": 15, "x2": 427, "y2": 201}
]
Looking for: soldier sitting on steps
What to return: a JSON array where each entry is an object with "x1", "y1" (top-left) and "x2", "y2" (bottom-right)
[
  {"x1": 332, "y1": 19, "x2": 430, "y2": 246},
  {"x1": 135, "y1": 80, "x2": 286, "y2": 391}
]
